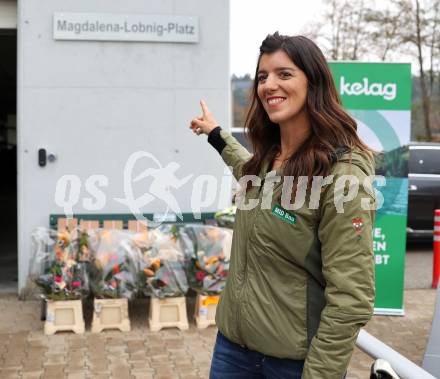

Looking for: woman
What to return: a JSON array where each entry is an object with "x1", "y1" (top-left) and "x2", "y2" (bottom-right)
[{"x1": 189, "y1": 32, "x2": 376, "y2": 379}]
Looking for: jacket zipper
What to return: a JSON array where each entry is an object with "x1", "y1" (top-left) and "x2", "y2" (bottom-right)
[{"x1": 235, "y1": 182, "x2": 265, "y2": 345}]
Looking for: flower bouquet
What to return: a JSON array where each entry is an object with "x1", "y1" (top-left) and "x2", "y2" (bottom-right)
[
  {"x1": 77, "y1": 228, "x2": 93, "y2": 262},
  {"x1": 214, "y1": 205, "x2": 236, "y2": 229},
  {"x1": 88, "y1": 229, "x2": 138, "y2": 299},
  {"x1": 83, "y1": 229, "x2": 138, "y2": 332},
  {"x1": 134, "y1": 225, "x2": 188, "y2": 299},
  {"x1": 178, "y1": 225, "x2": 232, "y2": 295},
  {"x1": 30, "y1": 227, "x2": 90, "y2": 301}
]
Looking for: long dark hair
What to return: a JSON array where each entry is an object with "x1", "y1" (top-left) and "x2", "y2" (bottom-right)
[{"x1": 242, "y1": 32, "x2": 373, "y2": 182}]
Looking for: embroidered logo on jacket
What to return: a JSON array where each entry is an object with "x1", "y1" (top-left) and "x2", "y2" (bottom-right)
[{"x1": 352, "y1": 218, "x2": 364, "y2": 234}]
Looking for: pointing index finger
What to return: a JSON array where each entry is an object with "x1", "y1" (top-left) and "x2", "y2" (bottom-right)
[{"x1": 200, "y1": 99, "x2": 209, "y2": 116}]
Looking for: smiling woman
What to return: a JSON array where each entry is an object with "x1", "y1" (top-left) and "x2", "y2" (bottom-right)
[
  {"x1": 189, "y1": 32, "x2": 376, "y2": 379},
  {"x1": 242, "y1": 34, "x2": 373, "y2": 181}
]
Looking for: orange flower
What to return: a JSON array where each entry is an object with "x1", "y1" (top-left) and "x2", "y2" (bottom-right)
[
  {"x1": 151, "y1": 258, "x2": 161, "y2": 271},
  {"x1": 55, "y1": 249, "x2": 63, "y2": 259},
  {"x1": 143, "y1": 268, "x2": 155, "y2": 277},
  {"x1": 112, "y1": 264, "x2": 120, "y2": 275}
]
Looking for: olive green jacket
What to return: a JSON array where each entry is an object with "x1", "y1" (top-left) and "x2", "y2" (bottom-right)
[{"x1": 210, "y1": 128, "x2": 376, "y2": 379}]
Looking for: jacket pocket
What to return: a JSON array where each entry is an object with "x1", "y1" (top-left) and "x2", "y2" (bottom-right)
[{"x1": 240, "y1": 257, "x2": 309, "y2": 359}]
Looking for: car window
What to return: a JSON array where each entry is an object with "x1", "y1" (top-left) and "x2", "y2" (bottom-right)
[{"x1": 409, "y1": 148, "x2": 440, "y2": 175}]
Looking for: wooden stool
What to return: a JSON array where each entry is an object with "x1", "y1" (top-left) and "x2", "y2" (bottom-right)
[{"x1": 148, "y1": 297, "x2": 189, "y2": 332}]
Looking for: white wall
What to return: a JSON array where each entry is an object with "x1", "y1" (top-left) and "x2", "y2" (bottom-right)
[{"x1": 17, "y1": 0, "x2": 231, "y2": 293}]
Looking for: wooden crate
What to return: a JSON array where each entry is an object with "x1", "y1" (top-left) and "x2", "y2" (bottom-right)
[
  {"x1": 103, "y1": 220, "x2": 123, "y2": 230},
  {"x1": 128, "y1": 220, "x2": 148, "y2": 233},
  {"x1": 194, "y1": 294, "x2": 220, "y2": 329},
  {"x1": 57, "y1": 217, "x2": 78, "y2": 232},
  {"x1": 91, "y1": 298, "x2": 131, "y2": 333},
  {"x1": 79, "y1": 219, "x2": 99, "y2": 230},
  {"x1": 149, "y1": 297, "x2": 189, "y2": 332},
  {"x1": 44, "y1": 300, "x2": 85, "y2": 335}
]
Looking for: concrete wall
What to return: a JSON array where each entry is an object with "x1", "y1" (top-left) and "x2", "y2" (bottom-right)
[{"x1": 17, "y1": 0, "x2": 230, "y2": 292}]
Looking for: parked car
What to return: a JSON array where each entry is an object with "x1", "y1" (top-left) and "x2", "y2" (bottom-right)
[{"x1": 407, "y1": 142, "x2": 440, "y2": 239}]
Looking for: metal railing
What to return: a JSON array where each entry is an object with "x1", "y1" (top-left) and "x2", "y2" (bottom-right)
[
  {"x1": 356, "y1": 329, "x2": 436, "y2": 379},
  {"x1": 356, "y1": 209, "x2": 440, "y2": 379}
]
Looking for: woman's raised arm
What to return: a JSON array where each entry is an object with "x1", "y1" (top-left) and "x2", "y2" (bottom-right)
[{"x1": 189, "y1": 99, "x2": 251, "y2": 180}]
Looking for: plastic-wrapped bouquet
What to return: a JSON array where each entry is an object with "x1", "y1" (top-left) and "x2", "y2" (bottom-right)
[
  {"x1": 77, "y1": 229, "x2": 92, "y2": 262},
  {"x1": 135, "y1": 225, "x2": 188, "y2": 299},
  {"x1": 178, "y1": 225, "x2": 232, "y2": 294},
  {"x1": 214, "y1": 205, "x2": 236, "y2": 229},
  {"x1": 30, "y1": 227, "x2": 90, "y2": 300},
  {"x1": 88, "y1": 229, "x2": 138, "y2": 299}
]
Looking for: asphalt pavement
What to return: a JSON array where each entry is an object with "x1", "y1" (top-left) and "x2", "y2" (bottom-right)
[{"x1": 406, "y1": 239, "x2": 434, "y2": 289}]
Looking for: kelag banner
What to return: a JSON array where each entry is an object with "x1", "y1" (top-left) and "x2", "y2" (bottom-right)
[{"x1": 330, "y1": 63, "x2": 412, "y2": 315}]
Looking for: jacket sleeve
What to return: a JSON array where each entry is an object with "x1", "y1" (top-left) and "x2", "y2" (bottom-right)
[
  {"x1": 207, "y1": 127, "x2": 252, "y2": 180},
  {"x1": 302, "y1": 162, "x2": 376, "y2": 379}
]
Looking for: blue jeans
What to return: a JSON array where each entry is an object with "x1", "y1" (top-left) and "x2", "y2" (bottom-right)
[{"x1": 209, "y1": 331, "x2": 304, "y2": 379}]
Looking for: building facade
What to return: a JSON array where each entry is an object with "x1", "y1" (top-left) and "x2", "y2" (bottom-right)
[{"x1": 0, "y1": 0, "x2": 231, "y2": 293}]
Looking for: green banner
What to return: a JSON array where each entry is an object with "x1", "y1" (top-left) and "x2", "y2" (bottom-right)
[
  {"x1": 331, "y1": 62, "x2": 411, "y2": 110},
  {"x1": 330, "y1": 62, "x2": 411, "y2": 315}
]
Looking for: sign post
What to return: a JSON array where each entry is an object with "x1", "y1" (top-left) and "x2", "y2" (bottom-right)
[{"x1": 330, "y1": 62, "x2": 412, "y2": 315}]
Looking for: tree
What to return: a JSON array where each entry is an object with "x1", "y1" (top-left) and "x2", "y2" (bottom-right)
[
  {"x1": 415, "y1": 0, "x2": 432, "y2": 140},
  {"x1": 302, "y1": 0, "x2": 375, "y2": 60},
  {"x1": 394, "y1": 0, "x2": 440, "y2": 140},
  {"x1": 302, "y1": 0, "x2": 440, "y2": 140},
  {"x1": 427, "y1": 2, "x2": 440, "y2": 94},
  {"x1": 364, "y1": 5, "x2": 406, "y2": 61}
]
